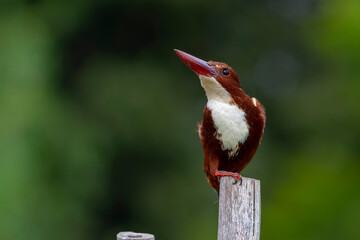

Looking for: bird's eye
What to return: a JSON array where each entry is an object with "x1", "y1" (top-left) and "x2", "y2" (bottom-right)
[{"x1": 222, "y1": 69, "x2": 230, "y2": 76}]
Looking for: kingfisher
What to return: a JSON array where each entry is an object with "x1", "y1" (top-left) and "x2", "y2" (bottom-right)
[{"x1": 175, "y1": 49, "x2": 266, "y2": 193}]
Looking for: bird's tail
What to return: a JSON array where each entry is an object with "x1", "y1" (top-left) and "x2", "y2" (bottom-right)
[{"x1": 207, "y1": 174, "x2": 220, "y2": 193}]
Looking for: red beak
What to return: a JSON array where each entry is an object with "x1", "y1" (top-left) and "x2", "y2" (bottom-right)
[{"x1": 174, "y1": 49, "x2": 218, "y2": 77}]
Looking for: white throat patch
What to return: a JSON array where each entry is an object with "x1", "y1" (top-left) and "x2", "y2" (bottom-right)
[{"x1": 199, "y1": 75, "x2": 249, "y2": 157}]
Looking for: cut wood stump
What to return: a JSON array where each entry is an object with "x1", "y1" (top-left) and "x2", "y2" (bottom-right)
[{"x1": 117, "y1": 232, "x2": 154, "y2": 240}]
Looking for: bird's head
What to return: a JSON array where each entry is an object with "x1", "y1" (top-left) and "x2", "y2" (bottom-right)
[{"x1": 174, "y1": 49, "x2": 241, "y2": 103}]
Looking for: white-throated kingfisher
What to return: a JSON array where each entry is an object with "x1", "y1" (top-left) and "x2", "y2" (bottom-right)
[{"x1": 175, "y1": 49, "x2": 266, "y2": 193}]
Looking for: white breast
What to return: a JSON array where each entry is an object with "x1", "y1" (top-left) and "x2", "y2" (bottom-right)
[
  {"x1": 207, "y1": 100, "x2": 249, "y2": 157},
  {"x1": 199, "y1": 74, "x2": 250, "y2": 157}
]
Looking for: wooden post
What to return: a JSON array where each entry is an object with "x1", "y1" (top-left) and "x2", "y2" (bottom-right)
[
  {"x1": 217, "y1": 176, "x2": 261, "y2": 240},
  {"x1": 117, "y1": 232, "x2": 155, "y2": 240}
]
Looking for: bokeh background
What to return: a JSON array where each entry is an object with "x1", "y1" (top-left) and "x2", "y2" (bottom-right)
[{"x1": 1, "y1": 0, "x2": 360, "y2": 240}]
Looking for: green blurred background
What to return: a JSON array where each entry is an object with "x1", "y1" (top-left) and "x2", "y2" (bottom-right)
[{"x1": 1, "y1": 0, "x2": 359, "y2": 239}]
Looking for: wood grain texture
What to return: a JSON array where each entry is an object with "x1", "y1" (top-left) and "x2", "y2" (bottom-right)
[
  {"x1": 217, "y1": 176, "x2": 261, "y2": 240},
  {"x1": 117, "y1": 232, "x2": 155, "y2": 240}
]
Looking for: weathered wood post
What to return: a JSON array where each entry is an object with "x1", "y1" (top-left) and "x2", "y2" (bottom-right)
[
  {"x1": 217, "y1": 176, "x2": 261, "y2": 240},
  {"x1": 117, "y1": 232, "x2": 155, "y2": 240}
]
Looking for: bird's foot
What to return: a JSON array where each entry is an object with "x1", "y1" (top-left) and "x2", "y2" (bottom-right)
[{"x1": 215, "y1": 170, "x2": 242, "y2": 185}]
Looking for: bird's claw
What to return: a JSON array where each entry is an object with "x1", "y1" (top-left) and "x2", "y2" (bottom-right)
[
  {"x1": 232, "y1": 177, "x2": 243, "y2": 185},
  {"x1": 215, "y1": 170, "x2": 242, "y2": 186}
]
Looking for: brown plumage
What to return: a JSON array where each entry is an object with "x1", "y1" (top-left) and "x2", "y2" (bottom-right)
[{"x1": 175, "y1": 50, "x2": 265, "y2": 193}]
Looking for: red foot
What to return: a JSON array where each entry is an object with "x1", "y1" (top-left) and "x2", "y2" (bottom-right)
[{"x1": 215, "y1": 170, "x2": 242, "y2": 185}]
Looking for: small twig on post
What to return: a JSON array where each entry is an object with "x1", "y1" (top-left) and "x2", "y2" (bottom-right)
[
  {"x1": 217, "y1": 176, "x2": 261, "y2": 240},
  {"x1": 117, "y1": 232, "x2": 155, "y2": 240}
]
